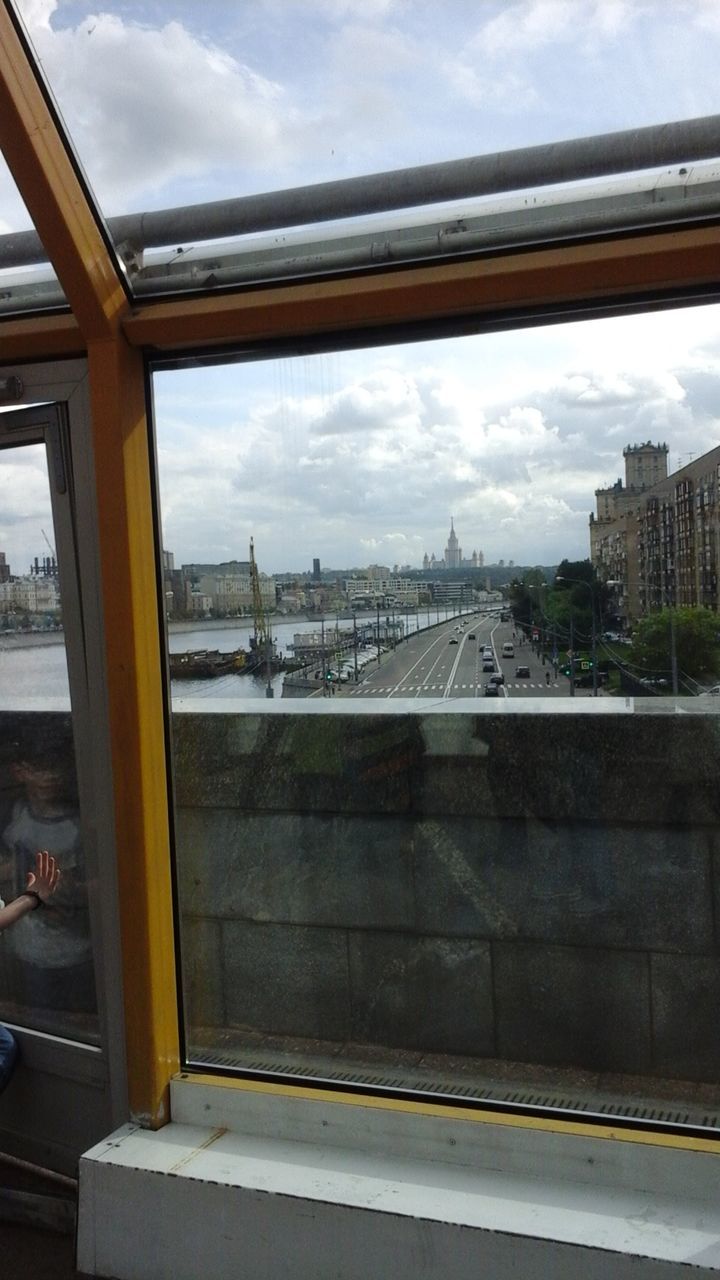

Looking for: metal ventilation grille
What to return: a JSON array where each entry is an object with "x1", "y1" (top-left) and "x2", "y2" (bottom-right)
[{"x1": 189, "y1": 1048, "x2": 720, "y2": 1132}]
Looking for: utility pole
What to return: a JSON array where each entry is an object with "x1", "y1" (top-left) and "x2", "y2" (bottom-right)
[
  {"x1": 670, "y1": 609, "x2": 679, "y2": 694},
  {"x1": 591, "y1": 591, "x2": 598, "y2": 697},
  {"x1": 569, "y1": 615, "x2": 575, "y2": 698}
]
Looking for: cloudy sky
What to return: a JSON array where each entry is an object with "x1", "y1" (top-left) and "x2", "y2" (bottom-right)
[{"x1": 3, "y1": 0, "x2": 720, "y2": 573}]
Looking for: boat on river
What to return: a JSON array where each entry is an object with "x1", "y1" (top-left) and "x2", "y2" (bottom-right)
[{"x1": 169, "y1": 648, "x2": 249, "y2": 679}]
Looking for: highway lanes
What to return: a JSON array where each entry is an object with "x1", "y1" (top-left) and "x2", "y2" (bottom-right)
[{"x1": 342, "y1": 612, "x2": 574, "y2": 701}]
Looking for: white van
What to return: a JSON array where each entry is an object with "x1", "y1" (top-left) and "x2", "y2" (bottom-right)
[{"x1": 502, "y1": 641, "x2": 515, "y2": 658}]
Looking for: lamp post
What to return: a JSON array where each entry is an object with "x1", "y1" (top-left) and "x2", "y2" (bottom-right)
[
  {"x1": 556, "y1": 575, "x2": 598, "y2": 696},
  {"x1": 321, "y1": 615, "x2": 329, "y2": 696}
]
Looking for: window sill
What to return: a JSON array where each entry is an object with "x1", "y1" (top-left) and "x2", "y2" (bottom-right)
[{"x1": 76, "y1": 1075, "x2": 720, "y2": 1278}]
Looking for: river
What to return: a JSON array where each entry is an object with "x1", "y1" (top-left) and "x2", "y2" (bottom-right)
[{"x1": 0, "y1": 610, "x2": 447, "y2": 706}]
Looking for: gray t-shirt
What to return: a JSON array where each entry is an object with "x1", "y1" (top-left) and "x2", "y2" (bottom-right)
[{"x1": 2, "y1": 801, "x2": 91, "y2": 968}]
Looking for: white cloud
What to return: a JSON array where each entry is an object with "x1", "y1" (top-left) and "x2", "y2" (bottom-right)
[
  {"x1": 150, "y1": 305, "x2": 720, "y2": 572},
  {"x1": 17, "y1": 3, "x2": 295, "y2": 212},
  {"x1": 477, "y1": 0, "x2": 637, "y2": 58}
]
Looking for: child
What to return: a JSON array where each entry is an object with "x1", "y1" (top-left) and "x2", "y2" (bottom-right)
[
  {"x1": 1, "y1": 735, "x2": 95, "y2": 1015},
  {"x1": 0, "y1": 850, "x2": 61, "y2": 1093}
]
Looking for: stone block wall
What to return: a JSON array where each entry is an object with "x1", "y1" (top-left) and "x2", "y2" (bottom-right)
[{"x1": 172, "y1": 707, "x2": 720, "y2": 1084}]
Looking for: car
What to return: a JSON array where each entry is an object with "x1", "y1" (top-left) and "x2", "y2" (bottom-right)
[
  {"x1": 467, "y1": 633, "x2": 475, "y2": 640},
  {"x1": 489, "y1": 672, "x2": 504, "y2": 685},
  {"x1": 449, "y1": 637, "x2": 458, "y2": 645},
  {"x1": 515, "y1": 665, "x2": 531, "y2": 678},
  {"x1": 482, "y1": 647, "x2": 493, "y2": 659},
  {"x1": 484, "y1": 681, "x2": 500, "y2": 696},
  {"x1": 482, "y1": 659, "x2": 495, "y2": 672}
]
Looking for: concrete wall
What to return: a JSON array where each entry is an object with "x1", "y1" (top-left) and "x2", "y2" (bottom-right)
[{"x1": 172, "y1": 707, "x2": 720, "y2": 1084}]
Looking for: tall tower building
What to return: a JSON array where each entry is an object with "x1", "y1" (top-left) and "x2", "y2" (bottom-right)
[
  {"x1": 444, "y1": 518, "x2": 461, "y2": 569},
  {"x1": 623, "y1": 441, "x2": 669, "y2": 491}
]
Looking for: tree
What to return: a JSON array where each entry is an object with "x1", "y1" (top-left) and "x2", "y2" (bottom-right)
[
  {"x1": 508, "y1": 568, "x2": 547, "y2": 629},
  {"x1": 631, "y1": 607, "x2": 720, "y2": 681}
]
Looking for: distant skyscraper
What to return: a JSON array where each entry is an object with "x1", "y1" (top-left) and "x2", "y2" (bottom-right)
[
  {"x1": 312, "y1": 558, "x2": 321, "y2": 581},
  {"x1": 444, "y1": 518, "x2": 461, "y2": 569}
]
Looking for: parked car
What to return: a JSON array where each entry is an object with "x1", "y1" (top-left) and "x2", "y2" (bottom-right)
[{"x1": 515, "y1": 665, "x2": 531, "y2": 678}]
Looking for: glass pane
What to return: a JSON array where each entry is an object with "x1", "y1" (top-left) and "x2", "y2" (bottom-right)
[
  {"x1": 0, "y1": 438, "x2": 97, "y2": 1044},
  {"x1": 9, "y1": 1, "x2": 720, "y2": 295},
  {"x1": 0, "y1": 154, "x2": 66, "y2": 316},
  {"x1": 157, "y1": 300, "x2": 720, "y2": 1131}
]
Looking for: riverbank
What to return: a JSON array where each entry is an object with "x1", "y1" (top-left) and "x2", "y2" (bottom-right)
[{"x1": 0, "y1": 630, "x2": 65, "y2": 649}]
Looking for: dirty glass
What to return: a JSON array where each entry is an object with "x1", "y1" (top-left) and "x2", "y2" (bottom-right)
[
  {"x1": 8, "y1": 0, "x2": 720, "y2": 295},
  {"x1": 0, "y1": 436, "x2": 97, "y2": 1044},
  {"x1": 154, "y1": 299, "x2": 720, "y2": 1131}
]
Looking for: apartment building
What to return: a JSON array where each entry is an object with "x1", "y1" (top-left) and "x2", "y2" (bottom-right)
[
  {"x1": 0, "y1": 574, "x2": 61, "y2": 614},
  {"x1": 591, "y1": 442, "x2": 720, "y2": 625}
]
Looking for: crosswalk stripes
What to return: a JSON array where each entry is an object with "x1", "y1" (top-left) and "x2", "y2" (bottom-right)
[{"x1": 350, "y1": 680, "x2": 560, "y2": 695}]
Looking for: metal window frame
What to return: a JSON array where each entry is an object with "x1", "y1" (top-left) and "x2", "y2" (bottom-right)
[{"x1": 0, "y1": 369, "x2": 127, "y2": 1169}]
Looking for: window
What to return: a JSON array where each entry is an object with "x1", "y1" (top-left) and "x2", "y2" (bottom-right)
[{"x1": 153, "y1": 299, "x2": 720, "y2": 1134}]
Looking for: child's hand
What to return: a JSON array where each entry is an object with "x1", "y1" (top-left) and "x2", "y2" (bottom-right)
[{"x1": 25, "y1": 850, "x2": 61, "y2": 904}]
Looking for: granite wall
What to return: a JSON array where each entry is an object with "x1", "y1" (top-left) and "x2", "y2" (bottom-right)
[{"x1": 172, "y1": 707, "x2": 720, "y2": 1084}]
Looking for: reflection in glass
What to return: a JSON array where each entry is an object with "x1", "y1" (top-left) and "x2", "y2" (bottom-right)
[
  {"x1": 0, "y1": 717, "x2": 97, "y2": 1040},
  {"x1": 0, "y1": 438, "x2": 97, "y2": 1043},
  {"x1": 159, "y1": 304, "x2": 720, "y2": 1125}
]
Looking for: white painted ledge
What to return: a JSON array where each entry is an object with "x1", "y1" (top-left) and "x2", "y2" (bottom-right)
[{"x1": 77, "y1": 1078, "x2": 720, "y2": 1279}]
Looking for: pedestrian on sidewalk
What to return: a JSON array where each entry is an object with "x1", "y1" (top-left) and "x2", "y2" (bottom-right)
[{"x1": 0, "y1": 851, "x2": 61, "y2": 1093}]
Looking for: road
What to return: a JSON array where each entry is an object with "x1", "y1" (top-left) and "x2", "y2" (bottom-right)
[{"x1": 338, "y1": 611, "x2": 588, "y2": 701}]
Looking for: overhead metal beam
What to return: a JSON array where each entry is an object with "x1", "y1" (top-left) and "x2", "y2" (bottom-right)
[
  {"x1": 0, "y1": 2, "x2": 128, "y2": 340},
  {"x1": 122, "y1": 224, "x2": 720, "y2": 354},
  {"x1": 1, "y1": 113, "x2": 720, "y2": 269}
]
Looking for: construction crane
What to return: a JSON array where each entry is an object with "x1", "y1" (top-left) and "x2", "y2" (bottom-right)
[
  {"x1": 40, "y1": 527, "x2": 58, "y2": 577},
  {"x1": 249, "y1": 537, "x2": 274, "y2": 698}
]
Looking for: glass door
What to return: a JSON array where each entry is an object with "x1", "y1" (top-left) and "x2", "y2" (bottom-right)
[{"x1": 0, "y1": 399, "x2": 113, "y2": 1173}]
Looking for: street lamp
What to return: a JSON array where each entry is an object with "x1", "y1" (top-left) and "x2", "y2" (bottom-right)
[{"x1": 555, "y1": 575, "x2": 598, "y2": 697}]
